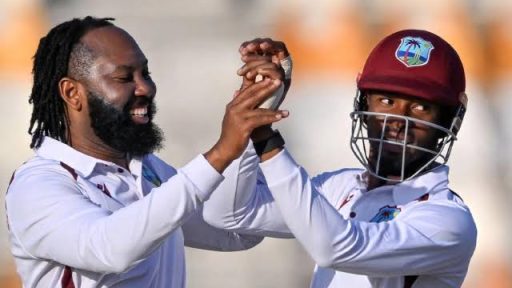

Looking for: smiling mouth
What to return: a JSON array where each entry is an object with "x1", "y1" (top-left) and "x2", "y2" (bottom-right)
[
  {"x1": 130, "y1": 106, "x2": 149, "y2": 124},
  {"x1": 378, "y1": 135, "x2": 415, "y2": 153}
]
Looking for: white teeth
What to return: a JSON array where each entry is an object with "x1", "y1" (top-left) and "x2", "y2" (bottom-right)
[{"x1": 130, "y1": 107, "x2": 148, "y2": 116}]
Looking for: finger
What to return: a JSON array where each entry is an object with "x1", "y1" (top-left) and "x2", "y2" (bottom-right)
[
  {"x1": 257, "y1": 39, "x2": 289, "y2": 59},
  {"x1": 238, "y1": 60, "x2": 279, "y2": 77},
  {"x1": 249, "y1": 66, "x2": 284, "y2": 82},
  {"x1": 268, "y1": 40, "x2": 289, "y2": 59},
  {"x1": 231, "y1": 78, "x2": 275, "y2": 106},
  {"x1": 239, "y1": 41, "x2": 250, "y2": 53},
  {"x1": 240, "y1": 54, "x2": 272, "y2": 64},
  {"x1": 240, "y1": 76, "x2": 263, "y2": 91},
  {"x1": 238, "y1": 79, "x2": 282, "y2": 109},
  {"x1": 243, "y1": 38, "x2": 285, "y2": 57},
  {"x1": 238, "y1": 61, "x2": 275, "y2": 91},
  {"x1": 258, "y1": 38, "x2": 276, "y2": 54},
  {"x1": 239, "y1": 39, "x2": 259, "y2": 55},
  {"x1": 240, "y1": 39, "x2": 264, "y2": 56},
  {"x1": 244, "y1": 110, "x2": 289, "y2": 130},
  {"x1": 242, "y1": 108, "x2": 290, "y2": 120}
]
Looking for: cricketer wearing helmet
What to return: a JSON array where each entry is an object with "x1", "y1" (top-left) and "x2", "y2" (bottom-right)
[{"x1": 204, "y1": 30, "x2": 477, "y2": 287}]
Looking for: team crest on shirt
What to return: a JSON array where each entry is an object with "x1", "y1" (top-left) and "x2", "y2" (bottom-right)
[
  {"x1": 395, "y1": 36, "x2": 434, "y2": 67},
  {"x1": 370, "y1": 206, "x2": 401, "y2": 223}
]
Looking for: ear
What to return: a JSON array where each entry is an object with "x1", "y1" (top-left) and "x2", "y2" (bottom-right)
[{"x1": 59, "y1": 77, "x2": 84, "y2": 111}]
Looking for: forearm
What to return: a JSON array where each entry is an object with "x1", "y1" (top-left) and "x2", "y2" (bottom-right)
[
  {"x1": 7, "y1": 155, "x2": 223, "y2": 273},
  {"x1": 203, "y1": 144, "x2": 292, "y2": 238},
  {"x1": 203, "y1": 143, "x2": 261, "y2": 228},
  {"x1": 260, "y1": 151, "x2": 474, "y2": 276},
  {"x1": 183, "y1": 206, "x2": 264, "y2": 251}
]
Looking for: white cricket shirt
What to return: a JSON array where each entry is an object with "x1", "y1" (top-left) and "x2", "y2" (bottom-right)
[
  {"x1": 5, "y1": 137, "x2": 262, "y2": 288},
  {"x1": 205, "y1": 148, "x2": 477, "y2": 288}
]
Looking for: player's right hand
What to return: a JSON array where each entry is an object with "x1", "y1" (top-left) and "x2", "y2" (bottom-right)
[{"x1": 204, "y1": 78, "x2": 289, "y2": 173}]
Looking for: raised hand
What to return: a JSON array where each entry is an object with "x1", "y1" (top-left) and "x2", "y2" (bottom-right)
[
  {"x1": 236, "y1": 38, "x2": 292, "y2": 144},
  {"x1": 237, "y1": 38, "x2": 292, "y2": 107},
  {"x1": 204, "y1": 78, "x2": 289, "y2": 173}
]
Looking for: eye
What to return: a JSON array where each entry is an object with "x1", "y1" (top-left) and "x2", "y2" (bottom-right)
[
  {"x1": 379, "y1": 97, "x2": 393, "y2": 106},
  {"x1": 115, "y1": 74, "x2": 133, "y2": 82},
  {"x1": 412, "y1": 103, "x2": 430, "y2": 112}
]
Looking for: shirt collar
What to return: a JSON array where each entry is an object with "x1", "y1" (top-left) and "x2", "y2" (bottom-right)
[
  {"x1": 354, "y1": 165, "x2": 450, "y2": 205},
  {"x1": 36, "y1": 136, "x2": 144, "y2": 178},
  {"x1": 392, "y1": 165, "x2": 449, "y2": 205}
]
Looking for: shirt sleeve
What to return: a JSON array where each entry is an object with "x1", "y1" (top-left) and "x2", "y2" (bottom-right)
[
  {"x1": 6, "y1": 154, "x2": 223, "y2": 274},
  {"x1": 259, "y1": 150, "x2": 477, "y2": 277},
  {"x1": 181, "y1": 206, "x2": 263, "y2": 251},
  {"x1": 202, "y1": 143, "x2": 293, "y2": 238}
]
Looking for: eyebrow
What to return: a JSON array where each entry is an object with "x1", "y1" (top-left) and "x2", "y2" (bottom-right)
[{"x1": 113, "y1": 59, "x2": 149, "y2": 72}]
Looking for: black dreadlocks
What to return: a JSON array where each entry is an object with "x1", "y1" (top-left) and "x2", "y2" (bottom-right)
[{"x1": 28, "y1": 16, "x2": 114, "y2": 148}]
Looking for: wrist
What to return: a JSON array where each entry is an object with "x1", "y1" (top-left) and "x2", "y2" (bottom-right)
[
  {"x1": 251, "y1": 125, "x2": 274, "y2": 143},
  {"x1": 253, "y1": 129, "x2": 285, "y2": 157},
  {"x1": 204, "y1": 143, "x2": 233, "y2": 173}
]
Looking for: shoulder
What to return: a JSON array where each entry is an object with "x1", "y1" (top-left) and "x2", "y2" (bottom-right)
[
  {"x1": 6, "y1": 157, "x2": 84, "y2": 219},
  {"x1": 311, "y1": 168, "x2": 363, "y2": 202},
  {"x1": 143, "y1": 153, "x2": 177, "y2": 179},
  {"x1": 312, "y1": 168, "x2": 363, "y2": 187},
  {"x1": 400, "y1": 193, "x2": 477, "y2": 255},
  {"x1": 8, "y1": 156, "x2": 79, "y2": 189}
]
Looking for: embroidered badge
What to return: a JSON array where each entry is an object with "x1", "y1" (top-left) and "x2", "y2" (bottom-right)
[
  {"x1": 395, "y1": 36, "x2": 434, "y2": 67},
  {"x1": 142, "y1": 164, "x2": 162, "y2": 187},
  {"x1": 370, "y1": 206, "x2": 401, "y2": 223}
]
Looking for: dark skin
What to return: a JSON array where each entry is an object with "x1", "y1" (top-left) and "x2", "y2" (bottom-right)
[
  {"x1": 57, "y1": 26, "x2": 288, "y2": 172},
  {"x1": 237, "y1": 38, "x2": 290, "y2": 161},
  {"x1": 365, "y1": 91, "x2": 443, "y2": 189},
  {"x1": 238, "y1": 39, "x2": 445, "y2": 190}
]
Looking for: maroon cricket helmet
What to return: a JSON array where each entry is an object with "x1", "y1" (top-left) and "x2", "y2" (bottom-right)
[{"x1": 357, "y1": 29, "x2": 466, "y2": 108}]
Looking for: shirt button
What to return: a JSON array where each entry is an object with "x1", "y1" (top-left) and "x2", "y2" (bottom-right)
[
  {"x1": 117, "y1": 168, "x2": 124, "y2": 173},
  {"x1": 349, "y1": 212, "x2": 356, "y2": 218}
]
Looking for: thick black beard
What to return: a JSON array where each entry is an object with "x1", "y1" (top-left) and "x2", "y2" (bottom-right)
[
  {"x1": 87, "y1": 92, "x2": 164, "y2": 157},
  {"x1": 368, "y1": 149, "x2": 433, "y2": 180}
]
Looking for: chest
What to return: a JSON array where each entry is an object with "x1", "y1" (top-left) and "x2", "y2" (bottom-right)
[
  {"x1": 74, "y1": 164, "x2": 161, "y2": 212},
  {"x1": 336, "y1": 188, "x2": 402, "y2": 223}
]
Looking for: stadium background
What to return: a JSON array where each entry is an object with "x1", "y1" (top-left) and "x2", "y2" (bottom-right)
[{"x1": 0, "y1": 0, "x2": 510, "y2": 287}]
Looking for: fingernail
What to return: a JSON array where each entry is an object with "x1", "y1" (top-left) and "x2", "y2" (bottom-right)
[
  {"x1": 281, "y1": 110, "x2": 289, "y2": 117},
  {"x1": 273, "y1": 79, "x2": 281, "y2": 86}
]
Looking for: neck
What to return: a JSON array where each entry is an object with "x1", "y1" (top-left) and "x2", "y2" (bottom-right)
[
  {"x1": 367, "y1": 175, "x2": 386, "y2": 190},
  {"x1": 69, "y1": 131, "x2": 129, "y2": 169}
]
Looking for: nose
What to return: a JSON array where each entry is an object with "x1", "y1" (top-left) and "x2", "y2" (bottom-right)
[
  {"x1": 386, "y1": 101, "x2": 410, "y2": 128},
  {"x1": 135, "y1": 77, "x2": 156, "y2": 100},
  {"x1": 390, "y1": 101, "x2": 410, "y2": 117},
  {"x1": 387, "y1": 117, "x2": 406, "y2": 131}
]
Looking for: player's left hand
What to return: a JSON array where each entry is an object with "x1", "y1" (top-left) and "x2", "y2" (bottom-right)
[{"x1": 237, "y1": 38, "x2": 292, "y2": 93}]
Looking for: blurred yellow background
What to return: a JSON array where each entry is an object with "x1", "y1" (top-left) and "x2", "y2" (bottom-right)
[{"x1": 1, "y1": 0, "x2": 510, "y2": 287}]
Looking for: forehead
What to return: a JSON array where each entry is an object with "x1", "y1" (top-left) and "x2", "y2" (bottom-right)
[{"x1": 81, "y1": 25, "x2": 147, "y2": 69}]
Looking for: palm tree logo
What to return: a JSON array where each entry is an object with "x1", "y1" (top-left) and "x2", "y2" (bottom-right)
[{"x1": 395, "y1": 36, "x2": 434, "y2": 67}]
